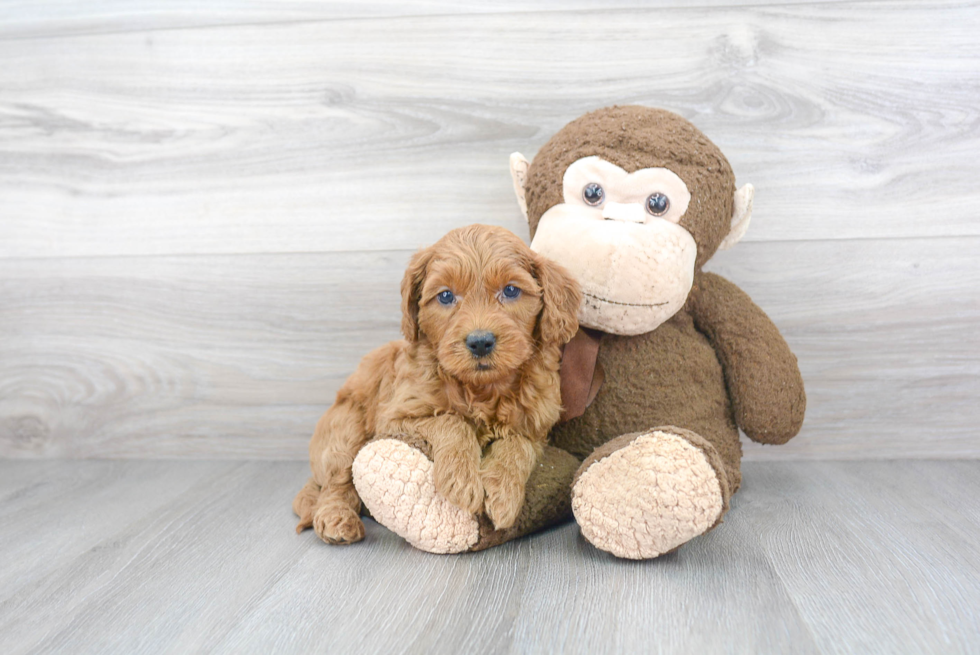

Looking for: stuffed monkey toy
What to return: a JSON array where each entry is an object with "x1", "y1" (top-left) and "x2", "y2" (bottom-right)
[{"x1": 352, "y1": 106, "x2": 805, "y2": 559}]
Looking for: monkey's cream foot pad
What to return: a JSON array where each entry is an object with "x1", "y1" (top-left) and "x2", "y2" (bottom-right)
[
  {"x1": 571, "y1": 430, "x2": 724, "y2": 559},
  {"x1": 352, "y1": 439, "x2": 479, "y2": 554}
]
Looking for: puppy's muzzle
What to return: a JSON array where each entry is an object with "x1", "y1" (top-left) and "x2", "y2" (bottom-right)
[{"x1": 465, "y1": 331, "x2": 496, "y2": 358}]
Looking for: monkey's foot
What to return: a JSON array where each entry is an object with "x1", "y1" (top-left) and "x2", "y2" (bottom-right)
[
  {"x1": 352, "y1": 438, "x2": 479, "y2": 554},
  {"x1": 571, "y1": 427, "x2": 729, "y2": 559}
]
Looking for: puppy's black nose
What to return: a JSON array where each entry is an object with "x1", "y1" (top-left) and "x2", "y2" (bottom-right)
[{"x1": 465, "y1": 331, "x2": 496, "y2": 358}]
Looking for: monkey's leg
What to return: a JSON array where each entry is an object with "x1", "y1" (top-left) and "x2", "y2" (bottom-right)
[
  {"x1": 571, "y1": 426, "x2": 735, "y2": 559},
  {"x1": 352, "y1": 434, "x2": 579, "y2": 554},
  {"x1": 298, "y1": 400, "x2": 370, "y2": 545}
]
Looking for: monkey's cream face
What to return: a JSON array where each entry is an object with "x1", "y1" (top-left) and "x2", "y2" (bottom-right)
[{"x1": 529, "y1": 156, "x2": 697, "y2": 336}]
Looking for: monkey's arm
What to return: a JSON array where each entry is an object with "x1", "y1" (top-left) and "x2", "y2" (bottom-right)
[{"x1": 687, "y1": 272, "x2": 805, "y2": 445}]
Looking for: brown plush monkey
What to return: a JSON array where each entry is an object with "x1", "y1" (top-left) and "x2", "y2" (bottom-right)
[{"x1": 353, "y1": 106, "x2": 805, "y2": 558}]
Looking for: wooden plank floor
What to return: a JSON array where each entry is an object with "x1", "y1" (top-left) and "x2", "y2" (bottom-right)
[{"x1": 1, "y1": 459, "x2": 978, "y2": 654}]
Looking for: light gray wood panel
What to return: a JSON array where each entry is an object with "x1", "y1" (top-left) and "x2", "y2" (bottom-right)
[
  {"x1": 0, "y1": 461, "x2": 308, "y2": 654},
  {"x1": 0, "y1": 250, "x2": 410, "y2": 458},
  {"x1": 1, "y1": 236, "x2": 977, "y2": 459},
  {"x1": 0, "y1": 0, "x2": 858, "y2": 39},
  {"x1": 504, "y1": 500, "x2": 820, "y2": 654},
  {"x1": 2, "y1": 1, "x2": 979, "y2": 259},
  {"x1": 1, "y1": 459, "x2": 978, "y2": 654},
  {"x1": 744, "y1": 461, "x2": 980, "y2": 653},
  {"x1": 0, "y1": 460, "x2": 239, "y2": 606}
]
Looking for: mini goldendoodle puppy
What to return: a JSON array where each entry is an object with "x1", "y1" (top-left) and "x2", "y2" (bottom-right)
[{"x1": 293, "y1": 224, "x2": 581, "y2": 545}]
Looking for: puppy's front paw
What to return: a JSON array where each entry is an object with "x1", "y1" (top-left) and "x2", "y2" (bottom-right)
[
  {"x1": 312, "y1": 505, "x2": 365, "y2": 545},
  {"x1": 481, "y1": 466, "x2": 525, "y2": 530},
  {"x1": 434, "y1": 454, "x2": 484, "y2": 514}
]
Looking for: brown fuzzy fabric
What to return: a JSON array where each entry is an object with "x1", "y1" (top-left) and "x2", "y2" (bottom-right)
[
  {"x1": 531, "y1": 106, "x2": 805, "y2": 503},
  {"x1": 687, "y1": 272, "x2": 807, "y2": 444},
  {"x1": 551, "y1": 312, "x2": 744, "y2": 493},
  {"x1": 514, "y1": 107, "x2": 803, "y2": 556},
  {"x1": 525, "y1": 105, "x2": 735, "y2": 270}
]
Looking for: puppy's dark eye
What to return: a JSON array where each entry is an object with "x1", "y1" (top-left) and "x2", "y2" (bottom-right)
[
  {"x1": 502, "y1": 285, "x2": 521, "y2": 301},
  {"x1": 437, "y1": 290, "x2": 455, "y2": 306},
  {"x1": 646, "y1": 193, "x2": 670, "y2": 216},
  {"x1": 583, "y1": 183, "x2": 604, "y2": 207}
]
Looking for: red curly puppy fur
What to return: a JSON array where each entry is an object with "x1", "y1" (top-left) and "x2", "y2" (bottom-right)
[{"x1": 293, "y1": 225, "x2": 581, "y2": 544}]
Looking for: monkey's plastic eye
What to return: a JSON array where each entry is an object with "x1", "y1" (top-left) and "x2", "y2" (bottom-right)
[
  {"x1": 646, "y1": 193, "x2": 670, "y2": 216},
  {"x1": 437, "y1": 290, "x2": 456, "y2": 306},
  {"x1": 502, "y1": 285, "x2": 522, "y2": 301},
  {"x1": 583, "y1": 183, "x2": 604, "y2": 206}
]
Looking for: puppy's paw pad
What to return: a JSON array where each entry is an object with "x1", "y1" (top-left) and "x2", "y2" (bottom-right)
[
  {"x1": 353, "y1": 439, "x2": 479, "y2": 554},
  {"x1": 313, "y1": 506, "x2": 365, "y2": 545},
  {"x1": 484, "y1": 491, "x2": 523, "y2": 530},
  {"x1": 434, "y1": 461, "x2": 484, "y2": 514},
  {"x1": 482, "y1": 476, "x2": 524, "y2": 530},
  {"x1": 439, "y1": 478, "x2": 484, "y2": 514}
]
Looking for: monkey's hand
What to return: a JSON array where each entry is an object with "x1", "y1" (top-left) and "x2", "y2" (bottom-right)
[{"x1": 688, "y1": 272, "x2": 806, "y2": 444}]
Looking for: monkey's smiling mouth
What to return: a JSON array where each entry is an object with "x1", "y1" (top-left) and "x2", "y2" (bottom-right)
[{"x1": 584, "y1": 291, "x2": 669, "y2": 308}]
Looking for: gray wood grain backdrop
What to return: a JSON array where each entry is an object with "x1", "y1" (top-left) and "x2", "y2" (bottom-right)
[{"x1": 1, "y1": 0, "x2": 978, "y2": 459}]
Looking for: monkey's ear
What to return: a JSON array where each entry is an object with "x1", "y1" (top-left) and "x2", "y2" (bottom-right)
[
  {"x1": 718, "y1": 183, "x2": 754, "y2": 251},
  {"x1": 400, "y1": 247, "x2": 432, "y2": 343},
  {"x1": 510, "y1": 152, "x2": 530, "y2": 223}
]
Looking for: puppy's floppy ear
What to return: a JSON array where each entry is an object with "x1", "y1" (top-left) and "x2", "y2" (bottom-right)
[
  {"x1": 532, "y1": 252, "x2": 582, "y2": 346},
  {"x1": 401, "y1": 247, "x2": 433, "y2": 342}
]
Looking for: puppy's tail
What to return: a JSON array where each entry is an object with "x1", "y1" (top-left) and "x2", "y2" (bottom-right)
[{"x1": 293, "y1": 478, "x2": 321, "y2": 533}]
